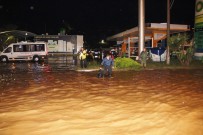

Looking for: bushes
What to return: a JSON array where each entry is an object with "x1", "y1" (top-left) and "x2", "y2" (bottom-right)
[{"x1": 114, "y1": 57, "x2": 141, "y2": 70}]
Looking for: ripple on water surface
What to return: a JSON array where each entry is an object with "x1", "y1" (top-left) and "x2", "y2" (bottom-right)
[{"x1": 0, "y1": 69, "x2": 203, "y2": 135}]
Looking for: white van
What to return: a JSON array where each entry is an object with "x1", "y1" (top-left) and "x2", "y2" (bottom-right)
[{"x1": 0, "y1": 42, "x2": 48, "y2": 62}]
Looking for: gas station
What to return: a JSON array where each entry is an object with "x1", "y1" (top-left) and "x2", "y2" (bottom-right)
[{"x1": 107, "y1": 23, "x2": 190, "y2": 59}]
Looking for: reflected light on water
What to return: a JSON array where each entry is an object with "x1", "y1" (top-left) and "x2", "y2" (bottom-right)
[{"x1": 0, "y1": 69, "x2": 203, "y2": 135}]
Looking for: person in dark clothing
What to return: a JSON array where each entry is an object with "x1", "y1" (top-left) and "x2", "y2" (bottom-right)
[{"x1": 101, "y1": 54, "x2": 114, "y2": 77}]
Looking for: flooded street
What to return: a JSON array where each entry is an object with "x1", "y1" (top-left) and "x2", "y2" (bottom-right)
[{"x1": 0, "y1": 59, "x2": 203, "y2": 135}]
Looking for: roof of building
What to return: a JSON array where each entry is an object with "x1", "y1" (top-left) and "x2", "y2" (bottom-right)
[{"x1": 107, "y1": 23, "x2": 190, "y2": 41}]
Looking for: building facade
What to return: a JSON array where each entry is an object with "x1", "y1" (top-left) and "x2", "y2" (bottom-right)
[{"x1": 35, "y1": 35, "x2": 83, "y2": 53}]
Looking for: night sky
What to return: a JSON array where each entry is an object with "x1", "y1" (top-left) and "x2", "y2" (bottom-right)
[{"x1": 0, "y1": 0, "x2": 195, "y2": 47}]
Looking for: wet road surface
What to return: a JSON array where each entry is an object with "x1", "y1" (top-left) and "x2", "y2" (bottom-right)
[{"x1": 0, "y1": 59, "x2": 203, "y2": 135}]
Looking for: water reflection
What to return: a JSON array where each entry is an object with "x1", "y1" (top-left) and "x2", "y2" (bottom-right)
[
  {"x1": 0, "y1": 58, "x2": 203, "y2": 134},
  {"x1": 0, "y1": 55, "x2": 77, "y2": 73},
  {"x1": 0, "y1": 55, "x2": 77, "y2": 92}
]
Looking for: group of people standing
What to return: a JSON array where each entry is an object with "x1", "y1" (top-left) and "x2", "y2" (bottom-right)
[
  {"x1": 78, "y1": 47, "x2": 114, "y2": 78},
  {"x1": 78, "y1": 47, "x2": 148, "y2": 78}
]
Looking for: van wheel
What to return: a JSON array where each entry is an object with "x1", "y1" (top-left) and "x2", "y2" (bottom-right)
[
  {"x1": 33, "y1": 56, "x2": 40, "y2": 62},
  {"x1": 1, "y1": 56, "x2": 8, "y2": 62}
]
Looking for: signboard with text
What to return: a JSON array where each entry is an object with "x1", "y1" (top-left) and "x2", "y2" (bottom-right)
[{"x1": 195, "y1": 0, "x2": 203, "y2": 53}]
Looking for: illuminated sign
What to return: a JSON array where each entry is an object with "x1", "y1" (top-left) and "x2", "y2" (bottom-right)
[
  {"x1": 195, "y1": 0, "x2": 203, "y2": 52},
  {"x1": 196, "y1": 0, "x2": 203, "y2": 13}
]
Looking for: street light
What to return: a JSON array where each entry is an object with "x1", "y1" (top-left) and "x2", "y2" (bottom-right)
[
  {"x1": 138, "y1": 0, "x2": 145, "y2": 55},
  {"x1": 25, "y1": 33, "x2": 28, "y2": 41},
  {"x1": 166, "y1": 0, "x2": 170, "y2": 65},
  {"x1": 101, "y1": 40, "x2": 105, "y2": 44}
]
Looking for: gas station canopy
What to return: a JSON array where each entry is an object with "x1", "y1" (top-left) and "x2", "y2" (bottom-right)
[{"x1": 107, "y1": 23, "x2": 190, "y2": 44}]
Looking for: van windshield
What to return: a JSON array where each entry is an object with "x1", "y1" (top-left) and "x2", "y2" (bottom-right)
[{"x1": 4, "y1": 47, "x2": 12, "y2": 53}]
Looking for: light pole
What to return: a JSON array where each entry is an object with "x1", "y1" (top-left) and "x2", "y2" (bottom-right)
[
  {"x1": 166, "y1": 0, "x2": 170, "y2": 65},
  {"x1": 138, "y1": 0, "x2": 145, "y2": 55}
]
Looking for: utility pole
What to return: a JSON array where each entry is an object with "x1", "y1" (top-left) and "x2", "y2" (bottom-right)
[
  {"x1": 166, "y1": 0, "x2": 170, "y2": 65},
  {"x1": 138, "y1": 0, "x2": 145, "y2": 55}
]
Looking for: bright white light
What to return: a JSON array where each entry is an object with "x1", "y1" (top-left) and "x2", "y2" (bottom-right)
[{"x1": 101, "y1": 40, "x2": 105, "y2": 44}]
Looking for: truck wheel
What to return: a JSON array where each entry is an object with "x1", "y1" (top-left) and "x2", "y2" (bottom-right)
[
  {"x1": 33, "y1": 56, "x2": 40, "y2": 62},
  {"x1": 1, "y1": 56, "x2": 8, "y2": 62}
]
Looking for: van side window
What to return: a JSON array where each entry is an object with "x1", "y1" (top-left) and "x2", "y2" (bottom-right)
[
  {"x1": 24, "y1": 45, "x2": 30, "y2": 52},
  {"x1": 4, "y1": 47, "x2": 12, "y2": 53},
  {"x1": 13, "y1": 45, "x2": 30, "y2": 52},
  {"x1": 39, "y1": 44, "x2": 45, "y2": 51},
  {"x1": 14, "y1": 45, "x2": 20, "y2": 52},
  {"x1": 31, "y1": 44, "x2": 45, "y2": 51},
  {"x1": 12, "y1": 44, "x2": 45, "y2": 52}
]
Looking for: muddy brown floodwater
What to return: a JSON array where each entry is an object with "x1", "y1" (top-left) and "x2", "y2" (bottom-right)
[{"x1": 0, "y1": 69, "x2": 203, "y2": 135}]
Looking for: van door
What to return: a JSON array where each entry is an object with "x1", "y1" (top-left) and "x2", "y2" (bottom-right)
[{"x1": 2, "y1": 47, "x2": 14, "y2": 61}]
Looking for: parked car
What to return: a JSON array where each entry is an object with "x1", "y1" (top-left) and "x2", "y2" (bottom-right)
[{"x1": 93, "y1": 49, "x2": 101, "y2": 59}]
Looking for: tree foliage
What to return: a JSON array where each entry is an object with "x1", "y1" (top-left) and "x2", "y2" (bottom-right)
[{"x1": 168, "y1": 33, "x2": 194, "y2": 66}]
